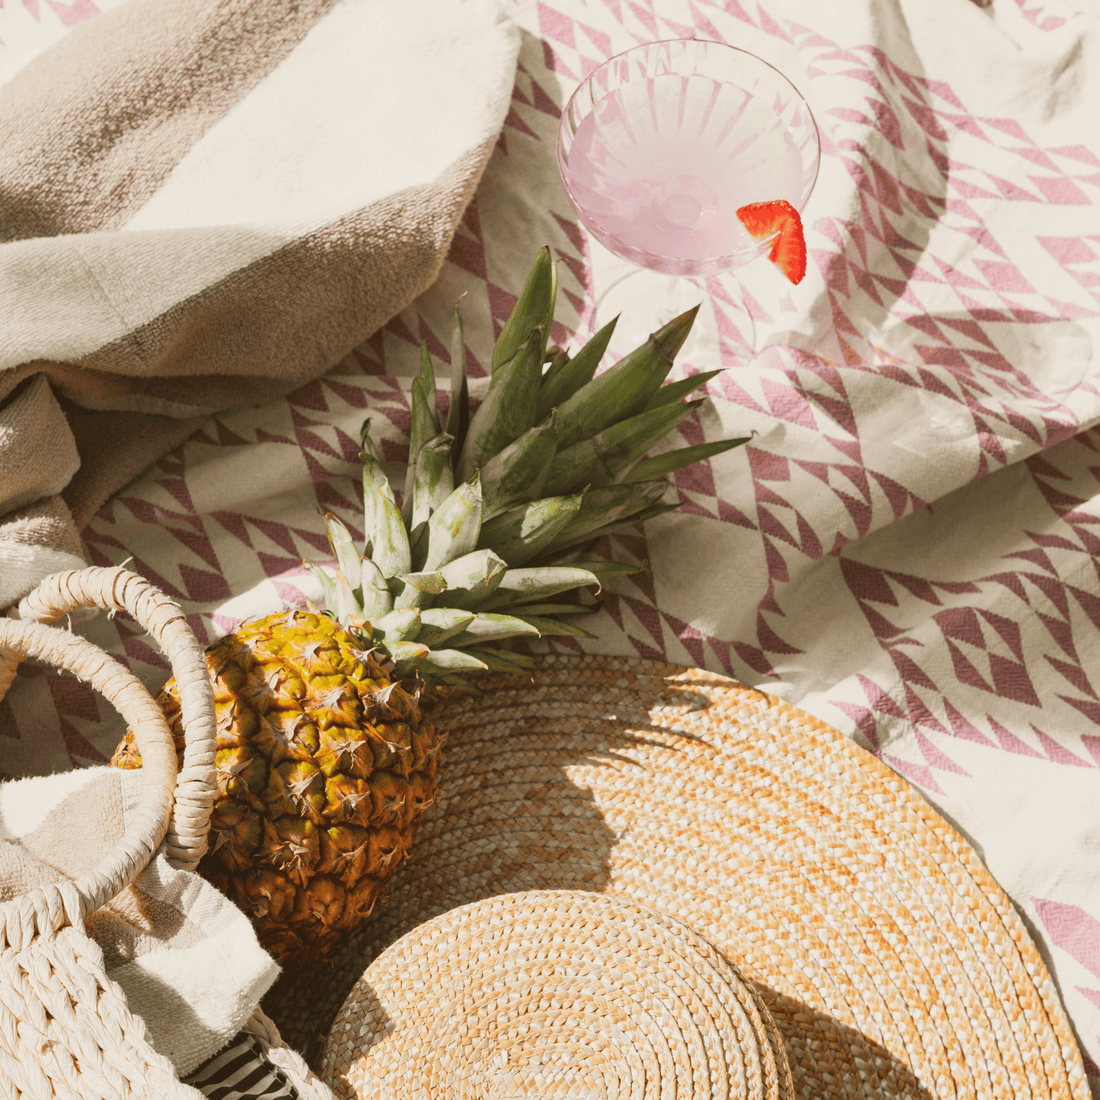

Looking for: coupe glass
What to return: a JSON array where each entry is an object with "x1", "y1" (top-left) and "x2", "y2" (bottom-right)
[{"x1": 557, "y1": 38, "x2": 820, "y2": 357}]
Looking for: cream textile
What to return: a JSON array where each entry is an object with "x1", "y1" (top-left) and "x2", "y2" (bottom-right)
[
  {"x1": 5, "y1": 0, "x2": 1100, "y2": 1095},
  {"x1": 0, "y1": 766, "x2": 278, "y2": 1076},
  {"x1": 0, "y1": 0, "x2": 520, "y2": 608}
]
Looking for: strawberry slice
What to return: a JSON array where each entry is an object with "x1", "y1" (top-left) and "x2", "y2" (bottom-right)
[{"x1": 736, "y1": 199, "x2": 807, "y2": 285}]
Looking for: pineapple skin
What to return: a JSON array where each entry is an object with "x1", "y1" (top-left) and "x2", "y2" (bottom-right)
[{"x1": 112, "y1": 609, "x2": 443, "y2": 968}]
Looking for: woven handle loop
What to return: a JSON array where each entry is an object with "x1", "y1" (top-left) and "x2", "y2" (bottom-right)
[
  {"x1": 1, "y1": 567, "x2": 217, "y2": 871},
  {"x1": 0, "y1": 618, "x2": 180, "y2": 950}
]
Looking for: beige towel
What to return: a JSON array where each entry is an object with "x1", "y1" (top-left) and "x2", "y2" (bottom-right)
[{"x1": 0, "y1": 0, "x2": 520, "y2": 607}]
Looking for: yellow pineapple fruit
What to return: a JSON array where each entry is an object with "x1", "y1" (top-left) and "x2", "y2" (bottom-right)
[{"x1": 113, "y1": 247, "x2": 748, "y2": 968}]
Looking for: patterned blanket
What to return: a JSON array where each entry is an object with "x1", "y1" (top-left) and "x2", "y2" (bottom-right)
[{"x1": 2, "y1": 0, "x2": 1099, "y2": 1092}]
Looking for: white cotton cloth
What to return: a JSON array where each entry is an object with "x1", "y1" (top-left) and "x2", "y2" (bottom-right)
[{"x1": 0, "y1": 766, "x2": 278, "y2": 1075}]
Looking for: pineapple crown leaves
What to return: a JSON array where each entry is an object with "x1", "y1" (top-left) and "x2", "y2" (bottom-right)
[{"x1": 310, "y1": 246, "x2": 750, "y2": 687}]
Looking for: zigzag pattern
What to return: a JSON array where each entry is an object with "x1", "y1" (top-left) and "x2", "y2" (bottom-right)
[{"x1": 5, "y1": 0, "x2": 1098, "y2": 1082}]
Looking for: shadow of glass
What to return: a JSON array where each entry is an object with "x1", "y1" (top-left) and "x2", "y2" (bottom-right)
[{"x1": 873, "y1": 311, "x2": 1092, "y2": 396}]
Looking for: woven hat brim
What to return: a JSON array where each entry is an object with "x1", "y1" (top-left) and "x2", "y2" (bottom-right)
[
  {"x1": 326, "y1": 889, "x2": 797, "y2": 1099},
  {"x1": 268, "y1": 655, "x2": 1089, "y2": 1100}
]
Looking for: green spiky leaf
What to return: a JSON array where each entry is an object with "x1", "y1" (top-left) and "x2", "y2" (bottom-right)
[
  {"x1": 372, "y1": 608, "x2": 421, "y2": 643},
  {"x1": 419, "y1": 648, "x2": 489, "y2": 674},
  {"x1": 502, "y1": 601, "x2": 598, "y2": 617},
  {"x1": 304, "y1": 560, "x2": 338, "y2": 614},
  {"x1": 418, "y1": 474, "x2": 483, "y2": 572},
  {"x1": 544, "y1": 559, "x2": 641, "y2": 579},
  {"x1": 477, "y1": 490, "x2": 586, "y2": 566},
  {"x1": 447, "y1": 613, "x2": 541, "y2": 647},
  {"x1": 480, "y1": 565, "x2": 602, "y2": 611},
  {"x1": 337, "y1": 250, "x2": 756, "y2": 687},
  {"x1": 553, "y1": 307, "x2": 698, "y2": 450},
  {"x1": 493, "y1": 246, "x2": 555, "y2": 373},
  {"x1": 456, "y1": 331, "x2": 543, "y2": 483},
  {"x1": 513, "y1": 614, "x2": 597, "y2": 639},
  {"x1": 360, "y1": 434, "x2": 412, "y2": 577},
  {"x1": 463, "y1": 646, "x2": 538, "y2": 672},
  {"x1": 326, "y1": 516, "x2": 363, "y2": 600},
  {"x1": 436, "y1": 548, "x2": 508, "y2": 610},
  {"x1": 574, "y1": 502, "x2": 680, "y2": 543},
  {"x1": 478, "y1": 412, "x2": 559, "y2": 521},
  {"x1": 447, "y1": 302, "x2": 470, "y2": 461},
  {"x1": 390, "y1": 640, "x2": 430, "y2": 674},
  {"x1": 357, "y1": 554, "x2": 395, "y2": 621},
  {"x1": 620, "y1": 437, "x2": 752, "y2": 484},
  {"x1": 391, "y1": 566, "x2": 447, "y2": 611},
  {"x1": 536, "y1": 314, "x2": 618, "y2": 422},
  {"x1": 540, "y1": 346, "x2": 570, "y2": 391},
  {"x1": 538, "y1": 481, "x2": 669, "y2": 557},
  {"x1": 643, "y1": 369, "x2": 722, "y2": 410},
  {"x1": 419, "y1": 343, "x2": 439, "y2": 429},
  {"x1": 396, "y1": 570, "x2": 447, "y2": 594},
  {"x1": 542, "y1": 400, "x2": 701, "y2": 495},
  {"x1": 406, "y1": 433, "x2": 455, "y2": 533},
  {"x1": 415, "y1": 609, "x2": 477, "y2": 647},
  {"x1": 402, "y1": 377, "x2": 438, "y2": 512}
]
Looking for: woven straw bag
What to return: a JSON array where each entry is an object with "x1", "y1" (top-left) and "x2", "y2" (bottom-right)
[{"x1": 0, "y1": 567, "x2": 330, "y2": 1100}]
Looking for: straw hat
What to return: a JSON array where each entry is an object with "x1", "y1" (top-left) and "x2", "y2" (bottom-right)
[
  {"x1": 267, "y1": 654, "x2": 1089, "y2": 1099},
  {"x1": 326, "y1": 889, "x2": 796, "y2": 1099}
]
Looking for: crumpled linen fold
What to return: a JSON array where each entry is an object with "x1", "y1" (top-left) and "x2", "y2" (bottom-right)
[
  {"x1": 0, "y1": 0, "x2": 520, "y2": 608},
  {"x1": 0, "y1": 765, "x2": 278, "y2": 1075}
]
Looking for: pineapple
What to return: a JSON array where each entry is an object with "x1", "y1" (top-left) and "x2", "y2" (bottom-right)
[{"x1": 112, "y1": 248, "x2": 749, "y2": 968}]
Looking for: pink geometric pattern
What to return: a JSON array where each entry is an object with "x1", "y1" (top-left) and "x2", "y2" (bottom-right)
[
  {"x1": 0, "y1": 0, "x2": 122, "y2": 97},
  {"x1": 3, "y1": 0, "x2": 1100, "y2": 1089},
  {"x1": 1007, "y1": 0, "x2": 1071, "y2": 32}
]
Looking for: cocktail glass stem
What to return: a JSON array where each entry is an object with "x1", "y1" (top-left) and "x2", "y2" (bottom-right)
[{"x1": 589, "y1": 246, "x2": 756, "y2": 365}]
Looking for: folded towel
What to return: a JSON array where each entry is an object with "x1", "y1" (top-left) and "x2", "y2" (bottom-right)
[
  {"x1": 0, "y1": 0, "x2": 520, "y2": 608},
  {"x1": 0, "y1": 764, "x2": 279, "y2": 1076}
]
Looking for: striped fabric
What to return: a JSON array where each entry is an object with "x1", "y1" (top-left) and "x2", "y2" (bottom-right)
[
  {"x1": 0, "y1": 0, "x2": 519, "y2": 608},
  {"x1": 183, "y1": 1031, "x2": 301, "y2": 1100}
]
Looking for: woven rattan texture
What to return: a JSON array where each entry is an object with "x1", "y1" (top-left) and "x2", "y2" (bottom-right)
[
  {"x1": 0, "y1": 926, "x2": 194, "y2": 1100},
  {"x1": 323, "y1": 890, "x2": 794, "y2": 1099},
  {"x1": 294, "y1": 655, "x2": 1089, "y2": 1100},
  {"x1": 0, "y1": 591, "x2": 204, "y2": 1100},
  {"x1": 0, "y1": 616, "x2": 178, "y2": 951},
  {"x1": 0, "y1": 569, "x2": 329, "y2": 1100}
]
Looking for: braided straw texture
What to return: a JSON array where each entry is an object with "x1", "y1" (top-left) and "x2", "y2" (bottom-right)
[
  {"x1": 0, "y1": 608, "x2": 201, "y2": 1098},
  {"x1": 0, "y1": 568, "x2": 334, "y2": 1099},
  {"x1": 313, "y1": 654, "x2": 1089, "y2": 1100},
  {"x1": 4, "y1": 566, "x2": 216, "y2": 870},
  {"x1": 0, "y1": 926, "x2": 198, "y2": 1100},
  {"x1": 0, "y1": 617, "x2": 179, "y2": 950},
  {"x1": 324, "y1": 889, "x2": 794, "y2": 1100},
  {"x1": 243, "y1": 1008, "x2": 339, "y2": 1100}
]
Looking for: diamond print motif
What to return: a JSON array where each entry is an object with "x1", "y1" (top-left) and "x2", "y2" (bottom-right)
[{"x1": 4, "y1": 0, "x2": 1100, "y2": 1088}]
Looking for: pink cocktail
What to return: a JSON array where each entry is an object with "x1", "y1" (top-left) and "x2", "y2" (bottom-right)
[{"x1": 558, "y1": 39, "x2": 820, "y2": 279}]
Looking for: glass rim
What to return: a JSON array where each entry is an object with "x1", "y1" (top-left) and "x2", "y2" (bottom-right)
[{"x1": 565, "y1": 36, "x2": 815, "y2": 97}]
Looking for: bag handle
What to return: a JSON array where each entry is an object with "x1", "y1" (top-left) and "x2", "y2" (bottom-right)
[
  {"x1": 0, "y1": 617, "x2": 184, "y2": 950},
  {"x1": 1, "y1": 567, "x2": 217, "y2": 871}
]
